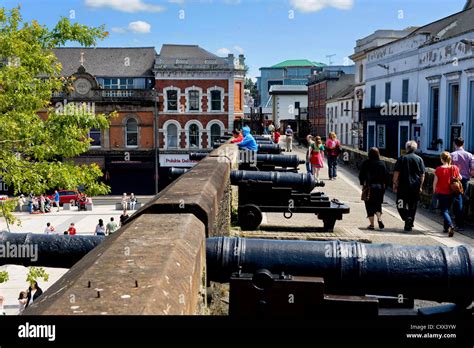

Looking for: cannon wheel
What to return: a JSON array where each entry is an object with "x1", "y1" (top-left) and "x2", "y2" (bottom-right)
[{"x1": 238, "y1": 204, "x2": 263, "y2": 230}]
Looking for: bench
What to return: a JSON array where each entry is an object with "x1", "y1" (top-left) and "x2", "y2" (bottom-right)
[
  {"x1": 63, "y1": 203, "x2": 71, "y2": 210},
  {"x1": 115, "y1": 202, "x2": 142, "y2": 210}
]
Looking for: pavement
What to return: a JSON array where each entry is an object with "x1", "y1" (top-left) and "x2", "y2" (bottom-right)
[
  {"x1": 253, "y1": 138, "x2": 474, "y2": 249},
  {"x1": 0, "y1": 204, "x2": 136, "y2": 315}
]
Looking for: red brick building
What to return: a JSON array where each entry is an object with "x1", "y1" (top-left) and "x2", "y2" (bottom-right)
[{"x1": 154, "y1": 45, "x2": 245, "y2": 186}]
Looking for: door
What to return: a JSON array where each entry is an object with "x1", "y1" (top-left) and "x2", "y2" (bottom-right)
[
  {"x1": 399, "y1": 121, "x2": 409, "y2": 157},
  {"x1": 367, "y1": 121, "x2": 376, "y2": 149}
]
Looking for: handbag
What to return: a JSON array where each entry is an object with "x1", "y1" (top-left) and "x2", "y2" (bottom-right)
[
  {"x1": 450, "y1": 166, "x2": 464, "y2": 195},
  {"x1": 361, "y1": 186, "x2": 370, "y2": 201}
]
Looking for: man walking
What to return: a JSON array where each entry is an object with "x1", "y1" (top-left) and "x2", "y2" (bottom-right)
[
  {"x1": 285, "y1": 125, "x2": 293, "y2": 152},
  {"x1": 392, "y1": 141, "x2": 426, "y2": 232},
  {"x1": 54, "y1": 190, "x2": 60, "y2": 212},
  {"x1": 450, "y1": 137, "x2": 473, "y2": 230},
  {"x1": 106, "y1": 217, "x2": 119, "y2": 235}
]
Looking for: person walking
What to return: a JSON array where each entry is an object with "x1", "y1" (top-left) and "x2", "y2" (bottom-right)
[
  {"x1": 359, "y1": 147, "x2": 388, "y2": 230},
  {"x1": 39, "y1": 194, "x2": 45, "y2": 213},
  {"x1": 28, "y1": 192, "x2": 34, "y2": 214},
  {"x1": 129, "y1": 193, "x2": 137, "y2": 210},
  {"x1": 285, "y1": 125, "x2": 294, "y2": 152},
  {"x1": 310, "y1": 136, "x2": 325, "y2": 182},
  {"x1": 106, "y1": 217, "x2": 119, "y2": 235},
  {"x1": 450, "y1": 137, "x2": 473, "y2": 231},
  {"x1": 434, "y1": 152, "x2": 462, "y2": 237},
  {"x1": 43, "y1": 222, "x2": 55, "y2": 234},
  {"x1": 326, "y1": 132, "x2": 341, "y2": 180},
  {"x1": 393, "y1": 140, "x2": 426, "y2": 232},
  {"x1": 54, "y1": 190, "x2": 60, "y2": 212},
  {"x1": 25, "y1": 281, "x2": 43, "y2": 308},
  {"x1": 120, "y1": 210, "x2": 130, "y2": 227},
  {"x1": 305, "y1": 135, "x2": 313, "y2": 174},
  {"x1": 95, "y1": 219, "x2": 106, "y2": 236}
]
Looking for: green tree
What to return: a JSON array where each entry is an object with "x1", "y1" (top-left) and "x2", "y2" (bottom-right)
[
  {"x1": 26, "y1": 267, "x2": 49, "y2": 285},
  {"x1": 0, "y1": 271, "x2": 9, "y2": 284},
  {"x1": 0, "y1": 7, "x2": 112, "y2": 224},
  {"x1": 244, "y1": 77, "x2": 258, "y2": 101}
]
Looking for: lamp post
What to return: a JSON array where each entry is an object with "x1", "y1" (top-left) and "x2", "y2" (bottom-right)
[{"x1": 153, "y1": 89, "x2": 159, "y2": 195}]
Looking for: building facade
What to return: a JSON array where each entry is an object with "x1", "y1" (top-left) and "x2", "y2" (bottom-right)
[
  {"x1": 154, "y1": 44, "x2": 245, "y2": 187},
  {"x1": 362, "y1": 2, "x2": 474, "y2": 159},
  {"x1": 307, "y1": 67, "x2": 355, "y2": 138},
  {"x1": 52, "y1": 47, "x2": 157, "y2": 195},
  {"x1": 256, "y1": 60, "x2": 325, "y2": 108},
  {"x1": 268, "y1": 85, "x2": 308, "y2": 134},
  {"x1": 326, "y1": 86, "x2": 354, "y2": 146}
]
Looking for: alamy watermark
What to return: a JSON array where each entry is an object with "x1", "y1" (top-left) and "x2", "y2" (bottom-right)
[
  {"x1": 324, "y1": 242, "x2": 367, "y2": 261},
  {"x1": 380, "y1": 100, "x2": 420, "y2": 119},
  {"x1": 0, "y1": 242, "x2": 38, "y2": 262},
  {"x1": 55, "y1": 99, "x2": 96, "y2": 116}
]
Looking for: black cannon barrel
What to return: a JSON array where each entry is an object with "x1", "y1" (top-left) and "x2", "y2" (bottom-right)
[
  {"x1": 257, "y1": 144, "x2": 282, "y2": 154},
  {"x1": 206, "y1": 237, "x2": 474, "y2": 306},
  {"x1": 0, "y1": 232, "x2": 104, "y2": 268},
  {"x1": 230, "y1": 170, "x2": 316, "y2": 192},
  {"x1": 255, "y1": 139, "x2": 273, "y2": 145},
  {"x1": 256, "y1": 154, "x2": 305, "y2": 168},
  {"x1": 168, "y1": 167, "x2": 189, "y2": 179},
  {"x1": 189, "y1": 152, "x2": 209, "y2": 161},
  {"x1": 254, "y1": 135, "x2": 271, "y2": 141}
]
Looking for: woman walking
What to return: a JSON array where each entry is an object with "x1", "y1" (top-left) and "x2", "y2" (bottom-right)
[
  {"x1": 326, "y1": 132, "x2": 341, "y2": 180},
  {"x1": 305, "y1": 135, "x2": 313, "y2": 173},
  {"x1": 433, "y1": 152, "x2": 461, "y2": 237},
  {"x1": 310, "y1": 136, "x2": 325, "y2": 182},
  {"x1": 26, "y1": 281, "x2": 43, "y2": 308},
  {"x1": 95, "y1": 219, "x2": 106, "y2": 236},
  {"x1": 359, "y1": 147, "x2": 388, "y2": 230}
]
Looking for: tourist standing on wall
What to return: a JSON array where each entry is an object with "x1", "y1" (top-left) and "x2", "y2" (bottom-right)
[
  {"x1": 392, "y1": 141, "x2": 426, "y2": 232},
  {"x1": 450, "y1": 137, "x2": 473, "y2": 231}
]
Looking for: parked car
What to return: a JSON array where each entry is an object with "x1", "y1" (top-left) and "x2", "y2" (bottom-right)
[{"x1": 47, "y1": 190, "x2": 80, "y2": 206}]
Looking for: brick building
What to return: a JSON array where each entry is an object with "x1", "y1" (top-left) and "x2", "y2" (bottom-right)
[
  {"x1": 154, "y1": 44, "x2": 245, "y2": 187},
  {"x1": 52, "y1": 47, "x2": 157, "y2": 195}
]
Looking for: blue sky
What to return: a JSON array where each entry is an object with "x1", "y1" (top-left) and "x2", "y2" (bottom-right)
[{"x1": 2, "y1": 0, "x2": 467, "y2": 78}]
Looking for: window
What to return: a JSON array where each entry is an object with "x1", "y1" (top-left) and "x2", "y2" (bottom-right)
[
  {"x1": 189, "y1": 124, "x2": 199, "y2": 148},
  {"x1": 89, "y1": 128, "x2": 101, "y2": 147},
  {"x1": 448, "y1": 83, "x2": 460, "y2": 124},
  {"x1": 377, "y1": 125, "x2": 386, "y2": 149},
  {"x1": 345, "y1": 123, "x2": 349, "y2": 145},
  {"x1": 370, "y1": 85, "x2": 376, "y2": 108},
  {"x1": 345, "y1": 101, "x2": 349, "y2": 116},
  {"x1": 210, "y1": 90, "x2": 222, "y2": 111},
  {"x1": 402, "y1": 79, "x2": 409, "y2": 103},
  {"x1": 167, "y1": 90, "x2": 178, "y2": 111},
  {"x1": 340, "y1": 102, "x2": 344, "y2": 116},
  {"x1": 429, "y1": 86, "x2": 440, "y2": 149},
  {"x1": 167, "y1": 124, "x2": 178, "y2": 148},
  {"x1": 359, "y1": 64, "x2": 364, "y2": 83},
  {"x1": 368, "y1": 124, "x2": 376, "y2": 148},
  {"x1": 335, "y1": 106, "x2": 338, "y2": 118},
  {"x1": 102, "y1": 78, "x2": 139, "y2": 90},
  {"x1": 385, "y1": 82, "x2": 391, "y2": 103},
  {"x1": 125, "y1": 118, "x2": 138, "y2": 147},
  {"x1": 188, "y1": 90, "x2": 200, "y2": 111},
  {"x1": 210, "y1": 124, "x2": 221, "y2": 147}
]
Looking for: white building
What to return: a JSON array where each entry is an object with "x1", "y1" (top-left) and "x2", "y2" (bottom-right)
[
  {"x1": 326, "y1": 86, "x2": 354, "y2": 146},
  {"x1": 362, "y1": 1, "x2": 474, "y2": 158},
  {"x1": 349, "y1": 28, "x2": 418, "y2": 150},
  {"x1": 269, "y1": 85, "x2": 308, "y2": 130}
]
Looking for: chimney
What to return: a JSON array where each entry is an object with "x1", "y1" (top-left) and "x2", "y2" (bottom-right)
[{"x1": 238, "y1": 54, "x2": 245, "y2": 66}]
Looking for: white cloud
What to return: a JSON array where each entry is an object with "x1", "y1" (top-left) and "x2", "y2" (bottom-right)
[
  {"x1": 110, "y1": 21, "x2": 151, "y2": 34},
  {"x1": 217, "y1": 47, "x2": 231, "y2": 55},
  {"x1": 85, "y1": 0, "x2": 165, "y2": 13},
  {"x1": 128, "y1": 21, "x2": 151, "y2": 33},
  {"x1": 290, "y1": 0, "x2": 353, "y2": 12},
  {"x1": 233, "y1": 45, "x2": 244, "y2": 54}
]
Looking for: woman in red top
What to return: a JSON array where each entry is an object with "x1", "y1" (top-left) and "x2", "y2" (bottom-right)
[
  {"x1": 230, "y1": 129, "x2": 243, "y2": 143},
  {"x1": 272, "y1": 130, "x2": 280, "y2": 144},
  {"x1": 433, "y1": 152, "x2": 461, "y2": 237}
]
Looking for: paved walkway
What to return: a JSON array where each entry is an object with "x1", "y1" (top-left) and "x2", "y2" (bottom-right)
[{"x1": 257, "y1": 139, "x2": 474, "y2": 248}]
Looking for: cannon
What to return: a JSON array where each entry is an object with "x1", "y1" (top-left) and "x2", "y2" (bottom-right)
[
  {"x1": 168, "y1": 167, "x2": 189, "y2": 180},
  {"x1": 257, "y1": 143, "x2": 282, "y2": 154},
  {"x1": 207, "y1": 237, "x2": 474, "y2": 317},
  {"x1": 230, "y1": 170, "x2": 348, "y2": 231},
  {"x1": 0, "y1": 232, "x2": 104, "y2": 268}
]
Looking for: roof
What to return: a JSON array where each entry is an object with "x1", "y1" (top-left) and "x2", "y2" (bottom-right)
[
  {"x1": 52, "y1": 47, "x2": 156, "y2": 77},
  {"x1": 327, "y1": 84, "x2": 355, "y2": 102},
  {"x1": 405, "y1": 6, "x2": 474, "y2": 43},
  {"x1": 159, "y1": 44, "x2": 219, "y2": 59},
  {"x1": 269, "y1": 85, "x2": 308, "y2": 95},
  {"x1": 270, "y1": 59, "x2": 326, "y2": 68}
]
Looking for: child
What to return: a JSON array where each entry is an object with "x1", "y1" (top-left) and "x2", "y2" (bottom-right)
[
  {"x1": 18, "y1": 291, "x2": 27, "y2": 313},
  {"x1": 310, "y1": 136, "x2": 325, "y2": 182}
]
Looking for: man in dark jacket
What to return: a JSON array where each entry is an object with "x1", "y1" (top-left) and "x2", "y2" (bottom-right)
[{"x1": 392, "y1": 140, "x2": 426, "y2": 231}]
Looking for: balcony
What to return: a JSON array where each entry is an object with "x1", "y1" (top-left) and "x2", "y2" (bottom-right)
[{"x1": 51, "y1": 89, "x2": 156, "y2": 103}]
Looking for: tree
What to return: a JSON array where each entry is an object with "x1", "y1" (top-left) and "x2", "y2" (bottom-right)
[
  {"x1": 26, "y1": 267, "x2": 49, "y2": 285},
  {"x1": 244, "y1": 77, "x2": 258, "y2": 101},
  {"x1": 0, "y1": 7, "x2": 112, "y2": 224}
]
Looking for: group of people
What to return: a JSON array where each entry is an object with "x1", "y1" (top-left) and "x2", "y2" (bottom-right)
[
  {"x1": 17, "y1": 281, "x2": 43, "y2": 313},
  {"x1": 306, "y1": 132, "x2": 342, "y2": 182},
  {"x1": 359, "y1": 138, "x2": 473, "y2": 236},
  {"x1": 20, "y1": 192, "x2": 56, "y2": 214},
  {"x1": 43, "y1": 216, "x2": 125, "y2": 236},
  {"x1": 121, "y1": 192, "x2": 138, "y2": 211}
]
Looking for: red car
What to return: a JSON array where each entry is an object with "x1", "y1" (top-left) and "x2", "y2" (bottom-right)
[{"x1": 48, "y1": 190, "x2": 80, "y2": 206}]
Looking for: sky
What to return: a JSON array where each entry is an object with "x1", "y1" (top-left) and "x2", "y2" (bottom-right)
[{"x1": 2, "y1": 0, "x2": 468, "y2": 78}]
